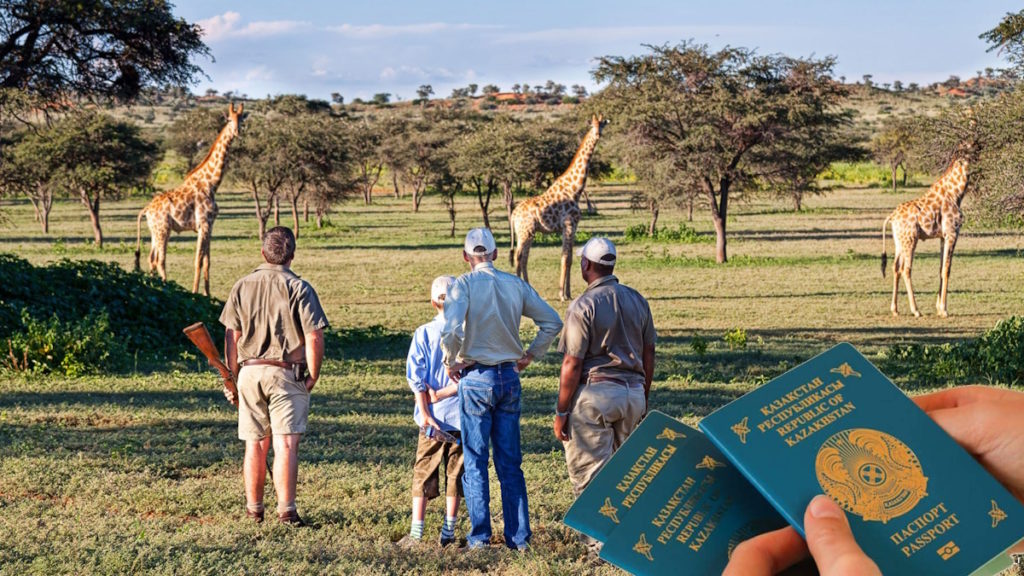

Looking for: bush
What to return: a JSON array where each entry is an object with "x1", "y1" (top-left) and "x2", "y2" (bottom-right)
[
  {"x1": 4, "y1": 309, "x2": 123, "y2": 376},
  {"x1": 0, "y1": 254, "x2": 223, "y2": 371},
  {"x1": 882, "y1": 316, "x2": 1024, "y2": 387},
  {"x1": 532, "y1": 230, "x2": 593, "y2": 246},
  {"x1": 624, "y1": 223, "x2": 705, "y2": 244},
  {"x1": 723, "y1": 328, "x2": 748, "y2": 350}
]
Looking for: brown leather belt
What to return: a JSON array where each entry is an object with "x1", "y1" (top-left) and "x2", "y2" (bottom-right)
[{"x1": 241, "y1": 359, "x2": 306, "y2": 369}]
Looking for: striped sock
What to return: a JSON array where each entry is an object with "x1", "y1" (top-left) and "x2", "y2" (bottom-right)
[
  {"x1": 441, "y1": 516, "x2": 456, "y2": 540},
  {"x1": 410, "y1": 520, "x2": 424, "y2": 540}
]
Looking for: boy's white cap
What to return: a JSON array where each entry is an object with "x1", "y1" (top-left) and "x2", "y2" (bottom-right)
[
  {"x1": 464, "y1": 227, "x2": 496, "y2": 255},
  {"x1": 431, "y1": 275, "x2": 456, "y2": 303},
  {"x1": 577, "y1": 237, "x2": 617, "y2": 265}
]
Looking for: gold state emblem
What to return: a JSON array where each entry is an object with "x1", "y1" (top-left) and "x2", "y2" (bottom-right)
[
  {"x1": 731, "y1": 417, "x2": 750, "y2": 444},
  {"x1": 656, "y1": 427, "x2": 686, "y2": 441},
  {"x1": 815, "y1": 428, "x2": 928, "y2": 523},
  {"x1": 633, "y1": 533, "x2": 654, "y2": 562},
  {"x1": 830, "y1": 363, "x2": 862, "y2": 378},
  {"x1": 696, "y1": 455, "x2": 725, "y2": 470},
  {"x1": 937, "y1": 541, "x2": 960, "y2": 561},
  {"x1": 600, "y1": 497, "x2": 620, "y2": 524},
  {"x1": 989, "y1": 499, "x2": 1008, "y2": 528}
]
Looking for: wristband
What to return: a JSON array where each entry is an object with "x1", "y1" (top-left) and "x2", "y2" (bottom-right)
[{"x1": 555, "y1": 409, "x2": 571, "y2": 417}]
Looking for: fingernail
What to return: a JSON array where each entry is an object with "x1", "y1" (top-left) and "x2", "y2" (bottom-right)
[{"x1": 808, "y1": 495, "x2": 844, "y2": 520}]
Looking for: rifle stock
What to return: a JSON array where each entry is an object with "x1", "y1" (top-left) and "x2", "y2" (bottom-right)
[{"x1": 183, "y1": 322, "x2": 238, "y2": 407}]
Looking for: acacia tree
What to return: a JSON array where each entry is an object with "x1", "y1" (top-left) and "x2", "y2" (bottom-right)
[
  {"x1": 39, "y1": 112, "x2": 156, "y2": 247},
  {"x1": 233, "y1": 115, "x2": 290, "y2": 240},
  {"x1": 0, "y1": 130, "x2": 54, "y2": 231},
  {"x1": 0, "y1": 0, "x2": 207, "y2": 102},
  {"x1": 981, "y1": 9, "x2": 1024, "y2": 77},
  {"x1": 871, "y1": 117, "x2": 917, "y2": 193},
  {"x1": 347, "y1": 118, "x2": 383, "y2": 204},
  {"x1": 163, "y1": 106, "x2": 227, "y2": 171},
  {"x1": 592, "y1": 42, "x2": 848, "y2": 262}
]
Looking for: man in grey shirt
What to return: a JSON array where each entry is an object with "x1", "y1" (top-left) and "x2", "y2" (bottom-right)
[
  {"x1": 554, "y1": 238, "x2": 656, "y2": 550},
  {"x1": 441, "y1": 227, "x2": 562, "y2": 550}
]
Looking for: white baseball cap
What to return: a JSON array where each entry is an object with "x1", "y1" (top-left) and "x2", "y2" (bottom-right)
[
  {"x1": 464, "y1": 227, "x2": 497, "y2": 256},
  {"x1": 577, "y1": 237, "x2": 617, "y2": 265},
  {"x1": 431, "y1": 275, "x2": 456, "y2": 303}
]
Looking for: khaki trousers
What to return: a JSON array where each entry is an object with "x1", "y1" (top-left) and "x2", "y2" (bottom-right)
[{"x1": 563, "y1": 380, "x2": 647, "y2": 498}]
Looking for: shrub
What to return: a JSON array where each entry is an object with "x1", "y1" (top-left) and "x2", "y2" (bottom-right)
[
  {"x1": 723, "y1": 328, "x2": 748, "y2": 350},
  {"x1": 0, "y1": 254, "x2": 223, "y2": 371},
  {"x1": 624, "y1": 223, "x2": 705, "y2": 244},
  {"x1": 4, "y1": 309, "x2": 122, "y2": 376},
  {"x1": 882, "y1": 316, "x2": 1024, "y2": 387},
  {"x1": 690, "y1": 334, "x2": 708, "y2": 356},
  {"x1": 532, "y1": 230, "x2": 593, "y2": 246}
]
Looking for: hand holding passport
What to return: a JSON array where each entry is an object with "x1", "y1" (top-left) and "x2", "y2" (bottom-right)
[{"x1": 564, "y1": 344, "x2": 1024, "y2": 575}]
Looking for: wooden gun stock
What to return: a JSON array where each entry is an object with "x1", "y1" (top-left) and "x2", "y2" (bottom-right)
[{"x1": 183, "y1": 322, "x2": 238, "y2": 407}]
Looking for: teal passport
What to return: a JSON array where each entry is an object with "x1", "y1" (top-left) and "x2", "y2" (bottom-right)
[
  {"x1": 564, "y1": 411, "x2": 786, "y2": 575},
  {"x1": 699, "y1": 342, "x2": 1024, "y2": 576}
]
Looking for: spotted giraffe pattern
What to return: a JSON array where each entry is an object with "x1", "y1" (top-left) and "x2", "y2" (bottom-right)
[
  {"x1": 510, "y1": 115, "x2": 606, "y2": 301},
  {"x1": 882, "y1": 156, "x2": 968, "y2": 318},
  {"x1": 135, "y1": 104, "x2": 244, "y2": 296}
]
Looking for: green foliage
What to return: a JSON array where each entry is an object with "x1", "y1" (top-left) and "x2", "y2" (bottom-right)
[
  {"x1": 4, "y1": 309, "x2": 122, "y2": 377},
  {"x1": 723, "y1": 328, "x2": 748, "y2": 350},
  {"x1": 0, "y1": 254, "x2": 222, "y2": 369},
  {"x1": 624, "y1": 222, "x2": 705, "y2": 243},
  {"x1": 532, "y1": 230, "x2": 593, "y2": 246},
  {"x1": 690, "y1": 334, "x2": 708, "y2": 356},
  {"x1": 882, "y1": 317, "x2": 1024, "y2": 387},
  {"x1": 820, "y1": 161, "x2": 892, "y2": 186}
]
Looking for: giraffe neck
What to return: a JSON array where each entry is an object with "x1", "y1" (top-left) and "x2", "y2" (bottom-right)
[
  {"x1": 183, "y1": 122, "x2": 237, "y2": 197},
  {"x1": 546, "y1": 126, "x2": 600, "y2": 202},
  {"x1": 932, "y1": 157, "x2": 969, "y2": 206}
]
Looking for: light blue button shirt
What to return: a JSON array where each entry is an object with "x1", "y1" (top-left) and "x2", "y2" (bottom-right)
[{"x1": 407, "y1": 313, "x2": 460, "y2": 431}]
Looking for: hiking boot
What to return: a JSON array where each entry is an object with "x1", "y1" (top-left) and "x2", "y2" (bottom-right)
[
  {"x1": 245, "y1": 508, "x2": 264, "y2": 523},
  {"x1": 277, "y1": 510, "x2": 305, "y2": 526}
]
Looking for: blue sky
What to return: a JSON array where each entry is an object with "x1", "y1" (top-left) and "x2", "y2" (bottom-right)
[{"x1": 172, "y1": 1, "x2": 1016, "y2": 101}]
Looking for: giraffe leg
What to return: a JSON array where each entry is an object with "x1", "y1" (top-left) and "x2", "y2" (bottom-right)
[
  {"x1": 520, "y1": 240, "x2": 532, "y2": 285},
  {"x1": 937, "y1": 235, "x2": 957, "y2": 318},
  {"x1": 560, "y1": 221, "x2": 577, "y2": 301},
  {"x1": 936, "y1": 238, "x2": 945, "y2": 312},
  {"x1": 201, "y1": 237, "x2": 211, "y2": 297},
  {"x1": 891, "y1": 253, "x2": 900, "y2": 317},
  {"x1": 156, "y1": 234, "x2": 169, "y2": 281},
  {"x1": 900, "y1": 244, "x2": 921, "y2": 317},
  {"x1": 192, "y1": 230, "x2": 206, "y2": 294}
]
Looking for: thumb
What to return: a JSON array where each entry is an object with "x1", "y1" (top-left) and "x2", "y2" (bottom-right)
[{"x1": 804, "y1": 495, "x2": 881, "y2": 576}]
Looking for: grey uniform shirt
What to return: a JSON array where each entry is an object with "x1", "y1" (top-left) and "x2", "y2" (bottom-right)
[
  {"x1": 558, "y1": 274, "x2": 656, "y2": 385},
  {"x1": 441, "y1": 261, "x2": 563, "y2": 366},
  {"x1": 219, "y1": 263, "x2": 329, "y2": 362}
]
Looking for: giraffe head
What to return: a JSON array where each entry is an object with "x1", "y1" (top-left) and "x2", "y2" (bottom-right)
[
  {"x1": 226, "y1": 102, "x2": 246, "y2": 138},
  {"x1": 591, "y1": 114, "x2": 608, "y2": 136}
]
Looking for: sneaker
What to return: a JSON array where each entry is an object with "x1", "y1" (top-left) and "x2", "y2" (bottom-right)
[
  {"x1": 245, "y1": 508, "x2": 264, "y2": 523},
  {"x1": 438, "y1": 532, "x2": 456, "y2": 548},
  {"x1": 396, "y1": 534, "x2": 424, "y2": 549},
  {"x1": 277, "y1": 510, "x2": 305, "y2": 526}
]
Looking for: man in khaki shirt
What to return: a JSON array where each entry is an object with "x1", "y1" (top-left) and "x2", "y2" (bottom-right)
[
  {"x1": 554, "y1": 238, "x2": 655, "y2": 549},
  {"x1": 220, "y1": 226, "x2": 328, "y2": 525}
]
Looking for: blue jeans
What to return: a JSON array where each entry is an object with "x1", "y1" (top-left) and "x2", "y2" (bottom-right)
[{"x1": 459, "y1": 363, "x2": 531, "y2": 549}]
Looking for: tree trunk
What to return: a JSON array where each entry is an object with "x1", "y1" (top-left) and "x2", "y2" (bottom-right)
[
  {"x1": 81, "y1": 192, "x2": 103, "y2": 248},
  {"x1": 303, "y1": 199, "x2": 309, "y2": 222},
  {"x1": 252, "y1": 187, "x2": 269, "y2": 241},
  {"x1": 41, "y1": 200, "x2": 50, "y2": 234},
  {"x1": 475, "y1": 181, "x2": 492, "y2": 229},
  {"x1": 793, "y1": 192, "x2": 803, "y2": 212},
  {"x1": 503, "y1": 181, "x2": 514, "y2": 227},
  {"x1": 316, "y1": 209, "x2": 324, "y2": 229},
  {"x1": 29, "y1": 197, "x2": 40, "y2": 222},
  {"x1": 891, "y1": 163, "x2": 897, "y2": 194},
  {"x1": 290, "y1": 196, "x2": 300, "y2": 239},
  {"x1": 709, "y1": 179, "x2": 730, "y2": 263},
  {"x1": 687, "y1": 196, "x2": 694, "y2": 222},
  {"x1": 412, "y1": 184, "x2": 423, "y2": 212},
  {"x1": 648, "y1": 200, "x2": 660, "y2": 236},
  {"x1": 273, "y1": 197, "x2": 280, "y2": 226},
  {"x1": 392, "y1": 171, "x2": 401, "y2": 198}
]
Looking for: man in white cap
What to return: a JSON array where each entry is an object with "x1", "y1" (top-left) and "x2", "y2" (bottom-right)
[
  {"x1": 554, "y1": 237, "x2": 656, "y2": 552},
  {"x1": 441, "y1": 227, "x2": 563, "y2": 550}
]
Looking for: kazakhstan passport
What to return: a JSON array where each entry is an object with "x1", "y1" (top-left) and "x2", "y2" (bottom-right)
[
  {"x1": 564, "y1": 411, "x2": 786, "y2": 574},
  {"x1": 700, "y1": 342, "x2": 1024, "y2": 575}
]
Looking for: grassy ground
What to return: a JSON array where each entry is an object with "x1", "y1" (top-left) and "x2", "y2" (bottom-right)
[{"x1": 1, "y1": 184, "x2": 1022, "y2": 574}]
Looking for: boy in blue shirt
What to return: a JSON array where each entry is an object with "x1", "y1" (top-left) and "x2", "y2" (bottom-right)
[{"x1": 400, "y1": 275, "x2": 462, "y2": 547}]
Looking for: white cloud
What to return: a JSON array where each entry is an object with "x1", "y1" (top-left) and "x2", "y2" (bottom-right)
[
  {"x1": 244, "y1": 66, "x2": 274, "y2": 83},
  {"x1": 198, "y1": 11, "x2": 309, "y2": 41},
  {"x1": 328, "y1": 22, "x2": 500, "y2": 39},
  {"x1": 493, "y1": 24, "x2": 787, "y2": 45}
]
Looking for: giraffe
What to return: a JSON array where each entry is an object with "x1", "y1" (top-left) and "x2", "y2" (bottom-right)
[
  {"x1": 881, "y1": 148, "x2": 970, "y2": 318},
  {"x1": 509, "y1": 114, "x2": 606, "y2": 301},
  {"x1": 135, "y1": 103, "x2": 244, "y2": 296}
]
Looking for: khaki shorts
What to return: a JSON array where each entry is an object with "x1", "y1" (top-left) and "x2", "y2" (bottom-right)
[
  {"x1": 411, "y1": 429, "x2": 464, "y2": 499},
  {"x1": 237, "y1": 364, "x2": 310, "y2": 440}
]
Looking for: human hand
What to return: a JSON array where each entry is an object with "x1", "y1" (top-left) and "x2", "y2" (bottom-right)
[
  {"x1": 723, "y1": 495, "x2": 880, "y2": 576},
  {"x1": 516, "y1": 352, "x2": 533, "y2": 373},
  {"x1": 447, "y1": 362, "x2": 470, "y2": 383},
  {"x1": 223, "y1": 384, "x2": 237, "y2": 406},
  {"x1": 553, "y1": 414, "x2": 570, "y2": 441},
  {"x1": 304, "y1": 376, "x2": 317, "y2": 392},
  {"x1": 914, "y1": 386, "x2": 1024, "y2": 503},
  {"x1": 427, "y1": 387, "x2": 440, "y2": 403},
  {"x1": 425, "y1": 416, "x2": 442, "y2": 432}
]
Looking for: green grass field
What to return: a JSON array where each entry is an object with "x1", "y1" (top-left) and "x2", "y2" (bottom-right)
[{"x1": 1, "y1": 183, "x2": 1022, "y2": 574}]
